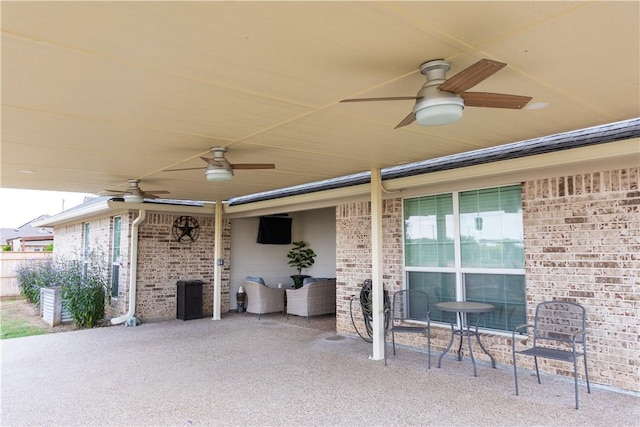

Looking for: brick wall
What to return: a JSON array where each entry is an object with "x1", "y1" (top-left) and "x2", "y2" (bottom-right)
[
  {"x1": 53, "y1": 223, "x2": 84, "y2": 256},
  {"x1": 54, "y1": 215, "x2": 131, "y2": 318},
  {"x1": 54, "y1": 210, "x2": 231, "y2": 322},
  {"x1": 523, "y1": 168, "x2": 639, "y2": 392},
  {"x1": 136, "y1": 212, "x2": 230, "y2": 320},
  {"x1": 335, "y1": 199, "x2": 458, "y2": 359},
  {"x1": 336, "y1": 167, "x2": 639, "y2": 392}
]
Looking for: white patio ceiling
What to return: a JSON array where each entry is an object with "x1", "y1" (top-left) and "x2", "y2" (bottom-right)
[{"x1": 2, "y1": 2, "x2": 638, "y2": 203}]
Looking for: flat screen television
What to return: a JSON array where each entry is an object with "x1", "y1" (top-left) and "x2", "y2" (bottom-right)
[{"x1": 257, "y1": 216, "x2": 292, "y2": 245}]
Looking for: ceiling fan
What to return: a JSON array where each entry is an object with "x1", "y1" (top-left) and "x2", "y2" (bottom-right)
[
  {"x1": 340, "y1": 58, "x2": 532, "y2": 128},
  {"x1": 103, "y1": 179, "x2": 169, "y2": 203},
  {"x1": 164, "y1": 146, "x2": 275, "y2": 182}
]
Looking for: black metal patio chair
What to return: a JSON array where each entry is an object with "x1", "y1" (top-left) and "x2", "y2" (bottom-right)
[
  {"x1": 512, "y1": 300, "x2": 590, "y2": 409},
  {"x1": 384, "y1": 289, "x2": 431, "y2": 369}
]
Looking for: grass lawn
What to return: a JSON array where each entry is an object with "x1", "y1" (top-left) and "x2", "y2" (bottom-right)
[{"x1": 0, "y1": 297, "x2": 50, "y2": 339}]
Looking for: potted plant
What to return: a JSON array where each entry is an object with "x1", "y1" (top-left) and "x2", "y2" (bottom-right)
[{"x1": 287, "y1": 241, "x2": 316, "y2": 289}]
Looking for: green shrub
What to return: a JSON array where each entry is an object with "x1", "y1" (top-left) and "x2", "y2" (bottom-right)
[
  {"x1": 15, "y1": 251, "x2": 110, "y2": 328},
  {"x1": 2, "y1": 244, "x2": 11, "y2": 251},
  {"x1": 15, "y1": 260, "x2": 58, "y2": 307},
  {"x1": 58, "y1": 258, "x2": 109, "y2": 328},
  {"x1": 61, "y1": 277, "x2": 106, "y2": 328}
]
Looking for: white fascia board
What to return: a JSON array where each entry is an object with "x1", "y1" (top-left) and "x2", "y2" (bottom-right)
[
  {"x1": 32, "y1": 199, "x2": 113, "y2": 227},
  {"x1": 223, "y1": 138, "x2": 639, "y2": 216},
  {"x1": 384, "y1": 138, "x2": 639, "y2": 193},
  {"x1": 33, "y1": 200, "x2": 216, "y2": 227},
  {"x1": 223, "y1": 183, "x2": 371, "y2": 218}
]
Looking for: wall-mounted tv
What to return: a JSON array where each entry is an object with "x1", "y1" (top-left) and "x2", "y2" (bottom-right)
[{"x1": 257, "y1": 216, "x2": 292, "y2": 245}]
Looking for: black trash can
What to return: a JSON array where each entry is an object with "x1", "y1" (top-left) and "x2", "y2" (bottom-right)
[{"x1": 176, "y1": 280, "x2": 203, "y2": 320}]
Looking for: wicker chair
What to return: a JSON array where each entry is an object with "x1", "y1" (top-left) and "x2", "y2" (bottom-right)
[
  {"x1": 243, "y1": 280, "x2": 285, "y2": 319},
  {"x1": 286, "y1": 278, "x2": 336, "y2": 323}
]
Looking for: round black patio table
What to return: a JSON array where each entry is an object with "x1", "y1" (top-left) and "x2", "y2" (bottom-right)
[{"x1": 436, "y1": 301, "x2": 497, "y2": 377}]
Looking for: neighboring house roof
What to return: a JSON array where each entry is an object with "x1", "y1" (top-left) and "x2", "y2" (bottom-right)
[
  {"x1": 0, "y1": 215, "x2": 53, "y2": 245},
  {"x1": 228, "y1": 118, "x2": 640, "y2": 206},
  {"x1": 13, "y1": 235, "x2": 54, "y2": 242}
]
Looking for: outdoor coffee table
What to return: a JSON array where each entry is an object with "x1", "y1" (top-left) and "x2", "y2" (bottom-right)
[{"x1": 436, "y1": 301, "x2": 497, "y2": 377}]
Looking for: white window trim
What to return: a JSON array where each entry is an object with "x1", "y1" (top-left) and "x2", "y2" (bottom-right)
[
  {"x1": 402, "y1": 185, "x2": 525, "y2": 334},
  {"x1": 111, "y1": 216, "x2": 122, "y2": 299}
]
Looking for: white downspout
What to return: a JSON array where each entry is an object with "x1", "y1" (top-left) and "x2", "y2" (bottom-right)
[{"x1": 111, "y1": 209, "x2": 146, "y2": 325}]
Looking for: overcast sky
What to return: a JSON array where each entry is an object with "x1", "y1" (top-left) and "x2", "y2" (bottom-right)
[{"x1": 0, "y1": 188, "x2": 95, "y2": 229}]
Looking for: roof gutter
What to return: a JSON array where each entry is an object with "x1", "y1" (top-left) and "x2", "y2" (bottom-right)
[
  {"x1": 227, "y1": 117, "x2": 640, "y2": 207},
  {"x1": 33, "y1": 199, "x2": 214, "y2": 228},
  {"x1": 111, "y1": 209, "x2": 146, "y2": 325}
]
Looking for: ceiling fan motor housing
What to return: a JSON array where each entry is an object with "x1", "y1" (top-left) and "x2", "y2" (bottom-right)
[
  {"x1": 413, "y1": 60, "x2": 464, "y2": 125},
  {"x1": 123, "y1": 179, "x2": 145, "y2": 203},
  {"x1": 205, "y1": 146, "x2": 234, "y2": 181}
]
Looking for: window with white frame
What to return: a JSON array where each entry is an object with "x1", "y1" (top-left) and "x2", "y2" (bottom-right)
[
  {"x1": 82, "y1": 222, "x2": 90, "y2": 278},
  {"x1": 111, "y1": 216, "x2": 122, "y2": 298},
  {"x1": 403, "y1": 185, "x2": 526, "y2": 332}
]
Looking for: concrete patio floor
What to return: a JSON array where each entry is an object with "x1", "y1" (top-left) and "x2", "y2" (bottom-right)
[{"x1": 1, "y1": 312, "x2": 638, "y2": 426}]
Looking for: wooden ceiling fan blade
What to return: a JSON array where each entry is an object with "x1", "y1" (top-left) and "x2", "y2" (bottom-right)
[
  {"x1": 163, "y1": 166, "x2": 207, "y2": 172},
  {"x1": 230, "y1": 163, "x2": 276, "y2": 170},
  {"x1": 394, "y1": 112, "x2": 416, "y2": 129},
  {"x1": 462, "y1": 92, "x2": 532, "y2": 109},
  {"x1": 144, "y1": 191, "x2": 169, "y2": 199},
  {"x1": 340, "y1": 96, "x2": 418, "y2": 103},
  {"x1": 201, "y1": 157, "x2": 225, "y2": 167},
  {"x1": 439, "y1": 59, "x2": 507, "y2": 94}
]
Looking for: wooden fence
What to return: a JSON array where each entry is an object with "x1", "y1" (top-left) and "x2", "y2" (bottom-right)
[{"x1": 0, "y1": 252, "x2": 53, "y2": 297}]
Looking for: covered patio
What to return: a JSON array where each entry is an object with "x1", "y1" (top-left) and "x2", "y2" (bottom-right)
[
  {"x1": 3, "y1": 0, "x2": 639, "y2": 401},
  {"x1": 1, "y1": 317, "x2": 638, "y2": 426}
]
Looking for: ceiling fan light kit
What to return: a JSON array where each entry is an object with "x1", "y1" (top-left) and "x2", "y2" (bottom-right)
[
  {"x1": 205, "y1": 166, "x2": 234, "y2": 182},
  {"x1": 123, "y1": 193, "x2": 145, "y2": 203},
  {"x1": 415, "y1": 102, "x2": 463, "y2": 126}
]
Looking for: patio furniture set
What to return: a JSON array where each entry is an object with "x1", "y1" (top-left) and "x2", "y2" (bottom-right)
[
  {"x1": 242, "y1": 277, "x2": 336, "y2": 323},
  {"x1": 383, "y1": 290, "x2": 590, "y2": 409},
  {"x1": 241, "y1": 277, "x2": 590, "y2": 409}
]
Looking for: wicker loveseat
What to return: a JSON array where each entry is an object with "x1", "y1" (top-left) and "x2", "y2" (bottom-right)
[
  {"x1": 243, "y1": 280, "x2": 285, "y2": 319},
  {"x1": 286, "y1": 278, "x2": 336, "y2": 322}
]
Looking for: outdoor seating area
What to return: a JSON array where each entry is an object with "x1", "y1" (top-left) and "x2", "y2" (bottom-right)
[
  {"x1": 242, "y1": 277, "x2": 337, "y2": 323},
  {"x1": 1, "y1": 316, "x2": 637, "y2": 426}
]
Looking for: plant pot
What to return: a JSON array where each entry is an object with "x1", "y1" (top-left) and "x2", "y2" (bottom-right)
[{"x1": 291, "y1": 275, "x2": 311, "y2": 289}]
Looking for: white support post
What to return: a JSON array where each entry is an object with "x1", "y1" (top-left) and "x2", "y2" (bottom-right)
[
  {"x1": 212, "y1": 200, "x2": 223, "y2": 320},
  {"x1": 370, "y1": 168, "x2": 385, "y2": 360}
]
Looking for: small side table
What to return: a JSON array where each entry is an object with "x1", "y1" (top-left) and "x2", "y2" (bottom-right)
[{"x1": 436, "y1": 301, "x2": 497, "y2": 377}]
